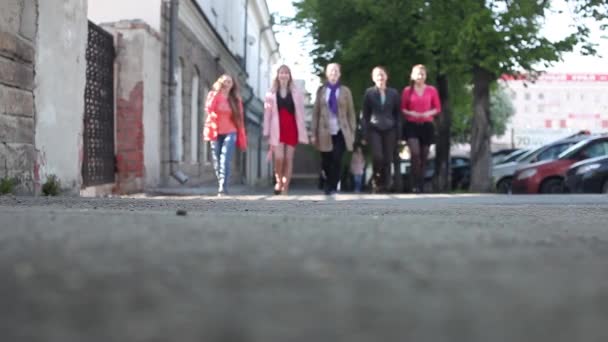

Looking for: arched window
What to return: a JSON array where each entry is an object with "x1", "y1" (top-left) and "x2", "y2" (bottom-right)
[
  {"x1": 176, "y1": 59, "x2": 184, "y2": 161},
  {"x1": 190, "y1": 68, "x2": 200, "y2": 163},
  {"x1": 202, "y1": 85, "x2": 211, "y2": 164}
]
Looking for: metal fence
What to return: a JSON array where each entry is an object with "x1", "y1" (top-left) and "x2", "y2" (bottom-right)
[{"x1": 82, "y1": 21, "x2": 115, "y2": 187}]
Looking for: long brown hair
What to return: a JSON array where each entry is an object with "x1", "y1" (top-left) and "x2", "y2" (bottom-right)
[
  {"x1": 212, "y1": 74, "x2": 242, "y2": 128},
  {"x1": 272, "y1": 64, "x2": 293, "y2": 92}
]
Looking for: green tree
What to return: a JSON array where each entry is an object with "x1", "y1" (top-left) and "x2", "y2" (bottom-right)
[
  {"x1": 451, "y1": 0, "x2": 606, "y2": 191},
  {"x1": 293, "y1": 0, "x2": 607, "y2": 192},
  {"x1": 490, "y1": 85, "x2": 515, "y2": 138},
  {"x1": 293, "y1": 0, "x2": 464, "y2": 191},
  {"x1": 292, "y1": 0, "x2": 424, "y2": 107},
  {"x1": 451, "y1": 84, "x2": 515, "y2": 143}
]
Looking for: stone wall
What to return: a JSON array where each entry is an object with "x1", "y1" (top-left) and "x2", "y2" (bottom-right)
[{"x1": 0, "y1": 0, "x2": 37, "y2": 193}]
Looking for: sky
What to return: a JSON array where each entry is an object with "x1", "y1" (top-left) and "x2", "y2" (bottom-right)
[{"x1": 266, "y1": 0, "x2": 607, "y2": 95}]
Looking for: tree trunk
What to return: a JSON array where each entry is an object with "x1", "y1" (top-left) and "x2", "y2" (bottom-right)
[
  {"x1": 470, "y1": 65, "x2": 493, "y2": 192},
  {"x1": 433, "y1": 73, "x2": 451, "y2": 192}
]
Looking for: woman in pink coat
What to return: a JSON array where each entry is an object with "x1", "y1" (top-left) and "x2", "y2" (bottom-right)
[{"x1": 263, "y1": 65, "x2": 309, "y2": 195}]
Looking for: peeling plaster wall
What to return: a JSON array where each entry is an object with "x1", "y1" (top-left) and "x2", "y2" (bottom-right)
[{"x1": 34, "y1": 0, "x2": 88, "y2": 193}]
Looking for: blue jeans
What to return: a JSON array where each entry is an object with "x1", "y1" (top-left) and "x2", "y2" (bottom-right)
[
  {"x1": 210, "y1": 132, "x2": 237, "y2": 193},
  {"x1": 353, "y1": 174, "x2": 363, "y2": 192}
]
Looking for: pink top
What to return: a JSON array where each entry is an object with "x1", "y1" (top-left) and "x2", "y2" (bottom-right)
[
  {"x1": 401, "y1": 85, "x2": 442, "y2": 123},
  {"x1": 206, "y1": 91, "x2": 237, "y2": 134},
  {"x1": 203, "y1": 90, "x2": 248, "y2": 150}
]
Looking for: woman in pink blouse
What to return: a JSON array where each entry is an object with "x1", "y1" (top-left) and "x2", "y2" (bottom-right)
[{"x1": 401, "y1": 64, "x2": 442, "y2": 193}]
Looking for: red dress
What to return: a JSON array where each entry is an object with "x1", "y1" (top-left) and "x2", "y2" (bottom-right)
[{"x1": 277, "y1": 92, "x2": 298, "y2": 146}]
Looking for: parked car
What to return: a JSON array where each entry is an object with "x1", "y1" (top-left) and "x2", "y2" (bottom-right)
[
  {"x1": 565, "y1": 155, "x2": 608, "y2": 193},
  {"x1": 512, "y1": 135, "x2": 608, "y2": 194},
  {"x1": 400, "y1": 156, "x2": 470, "y2": 192},
  {"x1": 492, "y1": 148, "x2": 521, "y2": 165},
  {"x1": 492, "y1": 131, "x2": 591, "y2": 193},
  {"x1": 496, "y1": 148, "x2": 529, "y2": 165}
]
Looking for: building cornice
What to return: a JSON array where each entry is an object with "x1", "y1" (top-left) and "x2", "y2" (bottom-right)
[{"x1": 179, "y1": 0, "x2": 243, "y2": 75}]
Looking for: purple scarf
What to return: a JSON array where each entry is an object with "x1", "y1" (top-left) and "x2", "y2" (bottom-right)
[{"x1": 327, "y1": 82, "x2": 340, "y2": 115}]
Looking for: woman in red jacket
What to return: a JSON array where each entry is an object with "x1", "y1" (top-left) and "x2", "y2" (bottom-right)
[
  {"x1": 204, "y1": 74, "x2": 247, "y2": 196},
  {"x1": 401, "y1": 64, "x2": 441, "y2": 193}
]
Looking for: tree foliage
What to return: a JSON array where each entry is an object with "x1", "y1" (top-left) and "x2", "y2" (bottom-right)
[
  {"x1": 292, "y1": 0, "x2": 607, "y2": 191},
  {"x1": 451, "y1": 84, "x2": 515, "y2": 143}
]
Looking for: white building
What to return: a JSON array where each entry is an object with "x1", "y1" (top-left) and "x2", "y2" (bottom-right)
[{"x1": 497, "y1": 73, "x2": 608, "y2": 148}]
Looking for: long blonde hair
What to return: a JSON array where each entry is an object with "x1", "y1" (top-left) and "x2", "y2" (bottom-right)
[
  {"x1": 407, "y1": 64, "x2": 426, "y2": 98},
  {"x1": 212, "y1": 74, "x2": 242, "y2": 128},
  {"x1": 272, "y1": 64, "x2": 294, "y2": 92}
]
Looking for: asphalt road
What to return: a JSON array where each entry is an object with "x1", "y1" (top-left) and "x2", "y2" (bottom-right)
[{"x1": 1, "y1": 193, "x2": 607, "y2": 342}]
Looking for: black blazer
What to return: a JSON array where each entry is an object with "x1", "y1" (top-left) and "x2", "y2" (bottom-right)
[{"x1": 361, "y1": 86, "x2": 401, "y2": 137}]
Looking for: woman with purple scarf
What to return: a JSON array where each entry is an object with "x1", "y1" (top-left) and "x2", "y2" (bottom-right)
[{"x1": 311, "y1": 63, "x2": 357, "y2": 195}]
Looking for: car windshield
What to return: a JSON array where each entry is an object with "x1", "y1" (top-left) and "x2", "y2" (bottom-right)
[
  {"x1": 558, "y1": 140, "x2": 590, "y2": 159},
  {"x1": 501, "y1": 149, "x2": 527, "y2": 163},
  {"x1": 517, "y1": 147, "x2": 544, "y2": 162}
]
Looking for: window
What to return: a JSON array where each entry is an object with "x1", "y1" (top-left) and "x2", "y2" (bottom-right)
[
  {"x1": 451, "y1": 157, "x2": 469, "y2": 167},
  {"x1": 545, "y1": 119, "x2": 552, "y2": 128},
  {"x1": 582, "y1": 141, "x2": 608, "y2": 159},
  {"x1": 524, "y1": 93, "x2": 531, "y2": 100},
  {"x1": 176, "y1": 59, "x2": 184, "y2": 161},
  {"x1": 190, "y1": 70, "x2": 200, "y2": 163},
  {"x1": 538, "y1": 105, "x2": 544, "y2": 113},
  {"x1": 538, "y1": 93, "x2": 544, "y2": 100},
  {"x1": 537, "y1": 143, "x2": 573, "y2": 162},
  {"x1": 560, "y1": 119, "x2": 567, "y2": 128},
  {"x1": 603, "y1": 120, "x2": 608, "y2": 129},
  {"x1": 202, "y1": 86, "x2": 212, "y2": 164}
]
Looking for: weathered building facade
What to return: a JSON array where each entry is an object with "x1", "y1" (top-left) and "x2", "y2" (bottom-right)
[{"x1": 88, "y1": 0, "x2": 280, "y2": 190}]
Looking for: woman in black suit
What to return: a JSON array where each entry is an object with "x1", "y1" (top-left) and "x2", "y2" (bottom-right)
[{"x1": 361, "y1": 66, "x2": 402, "y2": 193}]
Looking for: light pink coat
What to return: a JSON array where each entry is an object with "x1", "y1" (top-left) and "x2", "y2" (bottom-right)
[{"x1": 263, "y1": 86, "x2": 309, "y2": 147}]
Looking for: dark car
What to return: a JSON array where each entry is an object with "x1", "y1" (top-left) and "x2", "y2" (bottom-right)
[
  {"x1": 400, "y1": 156, "x2": 470, "y2": 192},
  {"x1": 565, "y1": 155, "x2": 608, "y2": 193},
  {"x1": 512, "y1": 135, "x2": 608, "y2": 194}
]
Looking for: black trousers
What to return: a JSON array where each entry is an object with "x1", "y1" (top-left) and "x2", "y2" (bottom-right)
[
  {"x1": 367, "y1": 128, "x2": 397, "y2": 191},
  {"x1": 321, "y1": 131, "x2": 346, "y2": 193}
]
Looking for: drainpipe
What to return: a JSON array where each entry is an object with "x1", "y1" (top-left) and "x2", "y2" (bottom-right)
[
  {"x1": 239, "y1": 0, "x2": 250, "y2": 184},
  {"x1": 168, "y1": 0, "x2": 188, "y2": 184}
]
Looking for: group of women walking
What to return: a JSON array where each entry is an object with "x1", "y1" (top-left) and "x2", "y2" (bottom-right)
[{"x1": 203, "y1": 63, "x2": 441, "y2": 196}]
